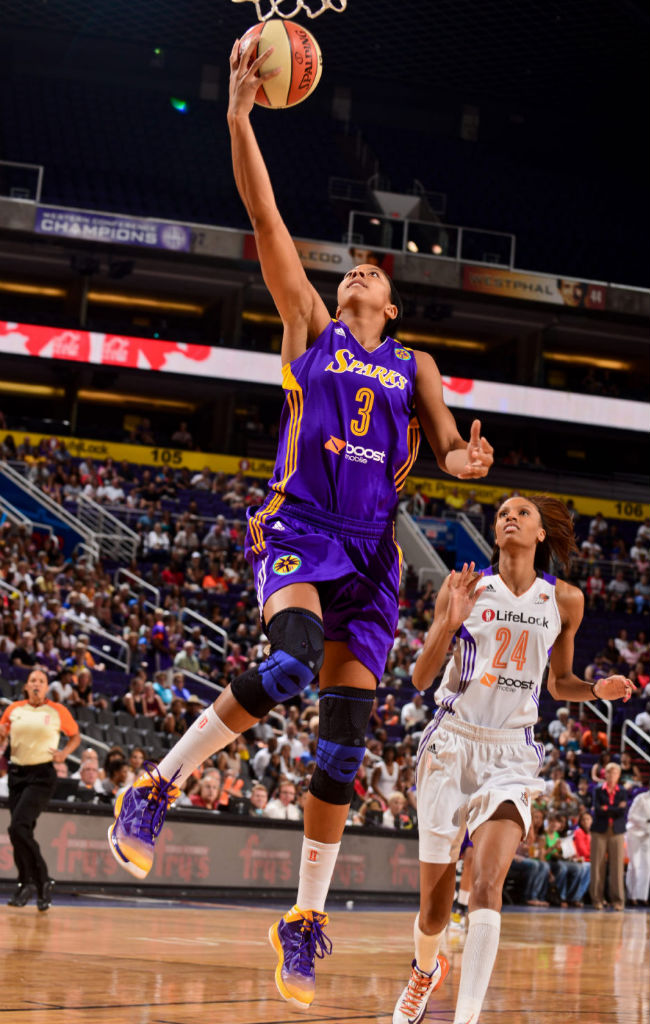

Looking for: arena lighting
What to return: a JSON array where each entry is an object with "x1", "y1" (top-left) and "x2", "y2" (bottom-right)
[
  {"x1": 406, "y1": 240, "x2": 419, "y2": 253},
  {"x1": 0, "y1": 381, "x2": 65, "y2": 397},
  {"x1": 85, "y1": 291, "x2": 204, "y2": 314},
  {"x1": 397, "y1": 331, "x2": 487, "y2": 351},
  {"x1": 242, "y1": 310, "x2": 282, "y2": 324},
  {"x1": 170, "y1": 98, "x2": 188, "y2": 113},
  {"x1": 543, "y1": 351, "x2": 632, "y2": 371},
  {"x1": 76, "y1": 389, "x2": 196, "y2": 412},
  {"x1": 0, "y1": 281, "x2": 66, "y2": 297}
]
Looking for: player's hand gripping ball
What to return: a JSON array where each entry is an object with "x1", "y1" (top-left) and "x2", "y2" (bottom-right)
[{"x1": 239, "y1": 19, "x2": 322, "y2": 108}]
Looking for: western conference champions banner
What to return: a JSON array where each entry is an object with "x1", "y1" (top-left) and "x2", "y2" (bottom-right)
[
  {"x1": 34, "y1": 208, "x2": 191, "y2": 253},
  {"x1": 463, "y1": 265, "x2": 607, "y2": 309}
]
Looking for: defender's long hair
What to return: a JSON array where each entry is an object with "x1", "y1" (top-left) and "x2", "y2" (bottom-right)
[{"x1": 491, "y1": 494, "x2": 579, "y2": 574}]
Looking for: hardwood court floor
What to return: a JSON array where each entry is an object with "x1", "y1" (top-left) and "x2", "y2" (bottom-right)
[{"x1": 1, "y1": 899, "x2": 648, "y2": 1024}]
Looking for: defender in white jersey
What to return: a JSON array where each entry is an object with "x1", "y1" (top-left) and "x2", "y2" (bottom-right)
[{"x1": 393, "y1": 495, "x2": 634, "y2": 1024}]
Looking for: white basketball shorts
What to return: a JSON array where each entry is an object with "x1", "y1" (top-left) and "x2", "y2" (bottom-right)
[{"x1": 415, "y1": 713, "x2": 545, "y2": 863}]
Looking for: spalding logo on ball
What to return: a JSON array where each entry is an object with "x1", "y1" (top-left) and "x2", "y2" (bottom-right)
[{"x1": 239, "y1": 19, "x2": 323, "y2": 109}]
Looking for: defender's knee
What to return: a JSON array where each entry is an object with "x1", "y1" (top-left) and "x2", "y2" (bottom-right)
[
  {"x1": 309, "y1": 687, "x2": 374, "y2": 805},
  {"x1": 231, "y1": 607, "x2": 323, "y2": 718}
]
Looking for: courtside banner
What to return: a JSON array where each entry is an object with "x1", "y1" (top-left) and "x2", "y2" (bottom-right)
[
  {"x1": 0, "y1": 808, "x2": 419, "y2": 894},
  {"x1": 0, "y1": 320, "x2": 646, "y2": 432},
  {"x1": 34, "y1": 208, "x2": 191, "y2": 252},
  {"x1": 463, "y1": 265, "x2": 607, "y2": 309}
]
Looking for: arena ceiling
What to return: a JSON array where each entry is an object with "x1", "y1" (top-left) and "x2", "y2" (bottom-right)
[{"x1": 1, "y1": 0, "x2": 648, "y2": 108}]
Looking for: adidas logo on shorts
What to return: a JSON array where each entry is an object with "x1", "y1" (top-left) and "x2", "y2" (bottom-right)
[{"x1": 271, "y1": 521, "x2": 285, "y2": 531}]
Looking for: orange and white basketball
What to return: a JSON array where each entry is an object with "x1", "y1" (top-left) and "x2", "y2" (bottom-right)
[{"x1": 239, "y1": 19, "x2": 323, "y2": 109}]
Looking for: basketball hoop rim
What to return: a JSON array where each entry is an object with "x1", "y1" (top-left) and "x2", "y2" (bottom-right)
[{"x1": 231, "y1": 0, "x2": 347, "y2": 21}]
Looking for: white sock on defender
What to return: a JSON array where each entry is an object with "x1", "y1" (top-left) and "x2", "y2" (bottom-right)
[
  {"x1": 458, "y1": 889, "x2": 470, "y2": 908},
  {"x1": 296, "y1": 837, "x2": 341, "y2": 913},
  {"x1": 453, "y1": 908, "x2": 501, "y2": 1024},
  {"x1": 413, "y1": 912, "x2": 445, "y2": 974},
  {"x1": 156, "y1": 705, "x2": 238, "y2": 787}
]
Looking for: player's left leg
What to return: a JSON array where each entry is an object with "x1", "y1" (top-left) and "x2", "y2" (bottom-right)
[
  {"x1": 452, "y1": 802, "x2": 523, "y2": 1024},
  {"x1": 270, "y1": 642, "x2": 375, "y2": 1010},
  {"x1": 393, "y1": 862, "x2": 454, "y2": 1024}
]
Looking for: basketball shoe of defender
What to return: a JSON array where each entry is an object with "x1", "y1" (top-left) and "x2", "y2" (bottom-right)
[
  {"x1": 107, "y1": 762, "x2": 180, "y2": 879},
  {"x1": 393, "y1": 955, "x2": 450, "y2": 1024},
  {"x1": 268, "y1": 905, "x2": 332, "y2": 1009}
]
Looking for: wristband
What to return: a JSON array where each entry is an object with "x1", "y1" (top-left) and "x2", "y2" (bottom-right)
[{"x1": 590, "y1": 681, "x2": 601, "y2": 699}]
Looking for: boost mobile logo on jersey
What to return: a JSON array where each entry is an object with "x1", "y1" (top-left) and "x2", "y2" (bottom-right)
[
  {"x1": 482, "y1": 608, "x2": 548, "y2": 628},
  {"x1": 496, "y1": 674, "x2": 536, "y2": 691},
  {"x1": 324, "y1": 435, "x2": 386, "y2": 464},
  {"x1": 480, "y1": 672, "x2": 497, "y2": 687}
]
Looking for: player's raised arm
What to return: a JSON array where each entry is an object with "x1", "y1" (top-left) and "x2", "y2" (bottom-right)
[
  {"x1": 227, "y1": 41, "x2": 330, "y2": 364},
  {"x1": 548, "y1": 580, "x2": 634, "y2": 702},
  {"x1": 413, "y1": 350, "x2": 494, "y2": 478},
  {"x1": 412, "y1": 563, "x2": 484, "y2": 690}
]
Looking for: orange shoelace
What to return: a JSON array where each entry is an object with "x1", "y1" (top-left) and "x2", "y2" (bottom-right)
[{"x1": 399, "y1": 966, "x2": 433, "y2": 1013}]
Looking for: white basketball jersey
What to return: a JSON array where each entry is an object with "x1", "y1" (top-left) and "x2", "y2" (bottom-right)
[{"x1": 433, "y1": 569, "x2": 562, "y2": 731}]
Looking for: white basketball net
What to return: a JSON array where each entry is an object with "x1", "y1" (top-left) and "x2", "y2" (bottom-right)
[{"x1": 232, "y1": 0, "x2": 347, "y2": 20}]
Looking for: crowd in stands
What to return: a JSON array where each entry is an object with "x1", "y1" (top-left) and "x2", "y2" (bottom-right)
[{"x1": 1, "y1": 437, "x2": 649, "y2": 907}]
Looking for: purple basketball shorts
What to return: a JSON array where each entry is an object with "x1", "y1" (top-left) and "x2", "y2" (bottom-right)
[{"x1": 245, "y1": 498, "x2": 401, "y2": 682}]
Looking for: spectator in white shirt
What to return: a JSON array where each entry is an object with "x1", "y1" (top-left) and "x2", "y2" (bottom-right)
[
  {"x1": 548, "y1": 707, "x2": 570, "y2": 743},
  {"x1": 607, "y1": 571, "x2": 630, "y2": 610},
  {"x1": 636, "y1": 519, "x2": 650, "y2": 547},
  {"x1": 264, "y1": 781, "x2": 302, "y2": 821},
  {"x1": 277, "y1": 722, "x2": 306, "y2": 760},
  {"x1": 147, "y1": 522, "x2": 170, "y2": 553},
  {"x1": 97, "y1": 476, "x2": 125, "y2": 503},
  {"x1": 588, "y1": 513, "x2": 608, "y2": 538},
  {"x1": 252, "y1": 736, "x2": 278, "y2": 780},
  {"x1": 173, "y1": 641, "x2": 201, "y2": 675},
  {"x1": 400, "y1": 692, "x2": 428, "y2": 734},
  {"x1": 581, "y1": 534, "x2": 602, "y2": 560},
  {"x1": 635, "y1": 700, "x2": 650, "y2": 734}
]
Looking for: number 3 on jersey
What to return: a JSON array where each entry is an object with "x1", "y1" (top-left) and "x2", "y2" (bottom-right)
[
  {"x1": 350, "y1": 387, "x2": 374, "y2": 437},
  {"x1": 492, "y1": 628, "x2": 529, "y2": 671}
]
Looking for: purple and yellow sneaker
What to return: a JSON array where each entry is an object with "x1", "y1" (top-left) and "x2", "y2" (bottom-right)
[
  {"x1": 268, "y1": 905, "x2": 333, "y2": 1010},
  {"x1": 107, "y1": 762, "x2": 180, "y2": 879}
]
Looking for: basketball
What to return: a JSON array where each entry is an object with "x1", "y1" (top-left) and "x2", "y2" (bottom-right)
[{"x1": 238, "y1": 19, "x2": 322, "y2": 109}]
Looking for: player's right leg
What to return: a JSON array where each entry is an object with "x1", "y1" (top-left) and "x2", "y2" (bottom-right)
[
  {"x1": 108, "y1": 588, "x2": 323, "y2": 878},
  {"x1": 393, "y1": 863, "x2": 455, "y2": 1024}
]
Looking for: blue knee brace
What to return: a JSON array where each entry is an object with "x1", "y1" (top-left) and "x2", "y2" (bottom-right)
[
  {"x1": 309, "y1": 687, "x2": 374, "y2": 805},
  {"x1": 230, "y1": 607, "x2": 324, "y2": 717}
]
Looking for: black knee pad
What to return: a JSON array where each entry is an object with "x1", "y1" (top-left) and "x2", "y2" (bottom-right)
[
  {"x1": 309, "y1": 686, "x2": 374, "y2": 806},
  {"x1": 230, "y1": 607, "x2": 323, "y2": 718}
]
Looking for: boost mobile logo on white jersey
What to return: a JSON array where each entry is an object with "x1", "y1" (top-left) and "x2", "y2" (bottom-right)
[{"x1": 482, "y1": 608, "x2": 549, "y2": 628}]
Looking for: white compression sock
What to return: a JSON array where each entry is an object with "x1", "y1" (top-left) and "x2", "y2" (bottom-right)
[
  {"x1": 458, "y1": 889, "x2": 470, "y2": 908},
  {"x1": 156, "y1": 705, "x2": 238, "y2": 787},
  {"x1": 296, "y1": 837, "x2": 341, "y2": 913},
  {"x1": 453, "y1": 908, "x2": 501, "y2": 1024},
  {"x1": 414, "y1": 912, "x2": 445, "y2": 974}
]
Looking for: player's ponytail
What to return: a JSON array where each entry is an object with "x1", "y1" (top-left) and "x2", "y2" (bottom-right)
[
  {"x1": 491, "y1": 494, "x2": 578, "y2": 574},
  {"x1": 527, "y1": 494, "x2": 579, "y2": 573}
]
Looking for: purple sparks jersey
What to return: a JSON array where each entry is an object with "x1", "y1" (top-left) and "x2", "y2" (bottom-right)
[{"x1": 263, "y1": 320, "x2": 420, "y2": 523}]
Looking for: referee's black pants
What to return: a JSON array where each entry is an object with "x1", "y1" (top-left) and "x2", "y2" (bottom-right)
[{"x1": 8, "y1": 762, "x2": 57, "y2": 890}]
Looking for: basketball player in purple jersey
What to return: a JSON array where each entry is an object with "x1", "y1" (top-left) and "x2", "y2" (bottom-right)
[
  {"x1": 392, "y1": 495, "x2": 633, "y2": 1024},
  {"x1": 108, "y1": 42, "x2": 492, "y2": 1010}
]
